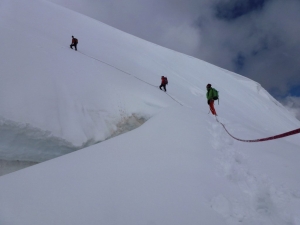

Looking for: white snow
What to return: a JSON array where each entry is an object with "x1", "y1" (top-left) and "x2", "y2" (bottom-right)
[{"x1": 0, "y1": 0, "x2": 300, "y2": 224}]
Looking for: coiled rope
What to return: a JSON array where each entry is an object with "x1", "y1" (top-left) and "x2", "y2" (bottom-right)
[{"x1": 215, "y1": 116, "x2": 300, "y2": 142}]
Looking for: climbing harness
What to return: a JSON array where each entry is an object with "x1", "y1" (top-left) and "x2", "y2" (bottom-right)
[{"x1": 215, "y1": 116, "x2": 300, "y2": 142}]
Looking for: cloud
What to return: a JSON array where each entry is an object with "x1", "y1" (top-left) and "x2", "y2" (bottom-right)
[
  {"x1": 194, "y1": 0, "x2": 300, "y2": 97},
  {"x1": 279, "y1": 96, "x2": 300, "y2": 121},
  {"x1": 214, "y1": 0, "x2": 268, "y2": 21}
]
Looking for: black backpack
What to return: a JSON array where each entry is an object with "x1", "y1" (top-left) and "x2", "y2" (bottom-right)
[{"x1": 165, "y1": 77, "x2": 168, "y2": 85}]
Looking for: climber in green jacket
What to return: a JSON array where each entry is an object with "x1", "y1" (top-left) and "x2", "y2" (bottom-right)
[{"x1": 206, "y1": 84, "x2": 218, "y2": 116}]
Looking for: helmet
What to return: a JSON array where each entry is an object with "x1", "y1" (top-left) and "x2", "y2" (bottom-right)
[{"x1": 206, "y1": 83, "x2": 211, "y2": 88}]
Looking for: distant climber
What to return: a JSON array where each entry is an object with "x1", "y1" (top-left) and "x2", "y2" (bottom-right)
[
  {"x1": 206, "y1": 83, "x2": 218, "y2": 116},
  {"x1": 159, "y1": 76, "x2": 168, "y2": 92},
  {"x1": 70, "y1": 36, "x2": 78, "y2": 51}
]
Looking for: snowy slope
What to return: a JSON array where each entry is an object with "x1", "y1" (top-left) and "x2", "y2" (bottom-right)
[{"x1": 0, "y1": 0, "x2": 300, "y2": 224}]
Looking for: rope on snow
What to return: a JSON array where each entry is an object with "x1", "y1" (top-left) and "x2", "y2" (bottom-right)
[
  {"x1": 215, "y1": 116, "x2": 300, "y2": 142},
  {"x1": 78, "y1": 52, "x2": 131, "y2": 76},
  {"x1": 134, "y1": 76, "x2": 183, "y2": 106},
  {"x1": 78, "y1": 51, "x2": 183, "y2": 106}
]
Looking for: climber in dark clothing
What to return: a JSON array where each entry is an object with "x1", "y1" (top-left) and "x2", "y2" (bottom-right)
[
  {"x1": 70, "y1": 36, "x2": 78, "y2": 51},
  {"x1": 159, "y1": 76, "x2": 168, "y2": 92}
]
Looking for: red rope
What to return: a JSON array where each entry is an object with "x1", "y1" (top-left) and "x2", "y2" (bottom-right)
[{"x1": 215, "y1": 117, "x2": 300, "y2": 142}]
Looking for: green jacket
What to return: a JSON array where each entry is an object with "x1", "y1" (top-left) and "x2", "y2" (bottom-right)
[{"x1": 206, "y1": 88, "x2": 217, "y2": 100}]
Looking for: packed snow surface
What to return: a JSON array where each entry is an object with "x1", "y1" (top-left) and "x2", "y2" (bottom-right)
[{"x1": 0, "y1": 0, "x2": 300, "y2": 224}]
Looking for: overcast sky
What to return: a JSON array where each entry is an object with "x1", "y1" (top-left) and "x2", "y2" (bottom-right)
[{"x1": 48, "y1": 0, "x2": 300, "y2": 118}]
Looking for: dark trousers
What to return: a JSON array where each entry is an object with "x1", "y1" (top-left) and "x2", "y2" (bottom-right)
[
  {"x1": 70, "y1": 43, "x2": 77, "y2": 51},
  {"x1": 160, "y1": 84, "x2": 166, "y2": 92}
]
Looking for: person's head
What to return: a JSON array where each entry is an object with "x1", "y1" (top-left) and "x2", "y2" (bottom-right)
[
  {"x1": 206, "y1": 83, "x2": 211, "y2": 90},
  {"x1": 161, "y1": 76, "x2": 164, "y2": 78},
  {"x1": 72, "y1": 36, "x2": 74, "y2": 38}
]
